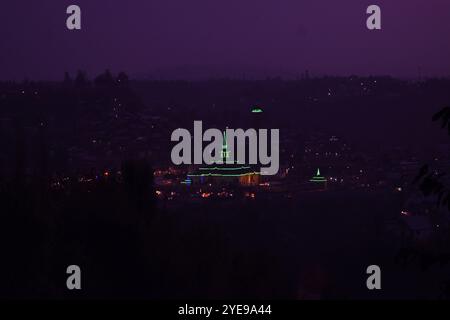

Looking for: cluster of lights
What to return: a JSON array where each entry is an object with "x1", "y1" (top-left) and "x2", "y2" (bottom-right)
[
  {"x1": 244, "y1": 192, "x2": 256, "y2": 199},
  {"x1": 201, "y1": 192, "x2": 212, "y2": 198},
  {"x1": 197, "y1": 190, "x2": 235, "y2": 199}
]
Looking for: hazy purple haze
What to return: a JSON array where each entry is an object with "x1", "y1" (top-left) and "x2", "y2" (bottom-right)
[{"x1": 1, "y1": 0, "x2": 450, "y2": 80}]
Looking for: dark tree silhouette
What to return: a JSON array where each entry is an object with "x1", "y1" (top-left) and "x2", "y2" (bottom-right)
[
  {"x1": 94, "y1": 69, "x2": 115, "y2": 87},
  {"x1": 74, "y1": 70, "x2": 88, "y2": 88},
  {"x1": 117, "y1": 71, "x2": 129, "y2": 86},
  {"x1": 414, "y1": 106, "x2": 450, "y2": 212},
  {"x1": 400, "y1": 105, "x2": 450, "y2": 298},
  {"x1": 63, "y1": 72, "x2": 72, "y2": 86}
]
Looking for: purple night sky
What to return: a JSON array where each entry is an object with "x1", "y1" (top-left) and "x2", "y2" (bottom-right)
[{"x1": 1, "y1": 0, "x2": 450, "y2": 80}]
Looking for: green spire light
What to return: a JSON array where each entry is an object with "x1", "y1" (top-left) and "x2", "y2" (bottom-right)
[
  {"x1": 310, "y1": 168, "x2": 327, "y2": 183},
  {"x1": 221, "y1": 130, "x2": 230, "y2": 159}
]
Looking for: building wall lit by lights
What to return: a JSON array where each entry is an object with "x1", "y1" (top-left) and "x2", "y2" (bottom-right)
[{"x1": 187, "y1": 166, "x2": 260, "y2": 186}]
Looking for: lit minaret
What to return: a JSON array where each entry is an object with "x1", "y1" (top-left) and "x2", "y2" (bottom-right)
[
  {"x1": 309, "y1": 168, "x2": 327, "y2": 190},
  {"x1": 220, "y1": 130, "x2": 230, "y2": 163}
]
